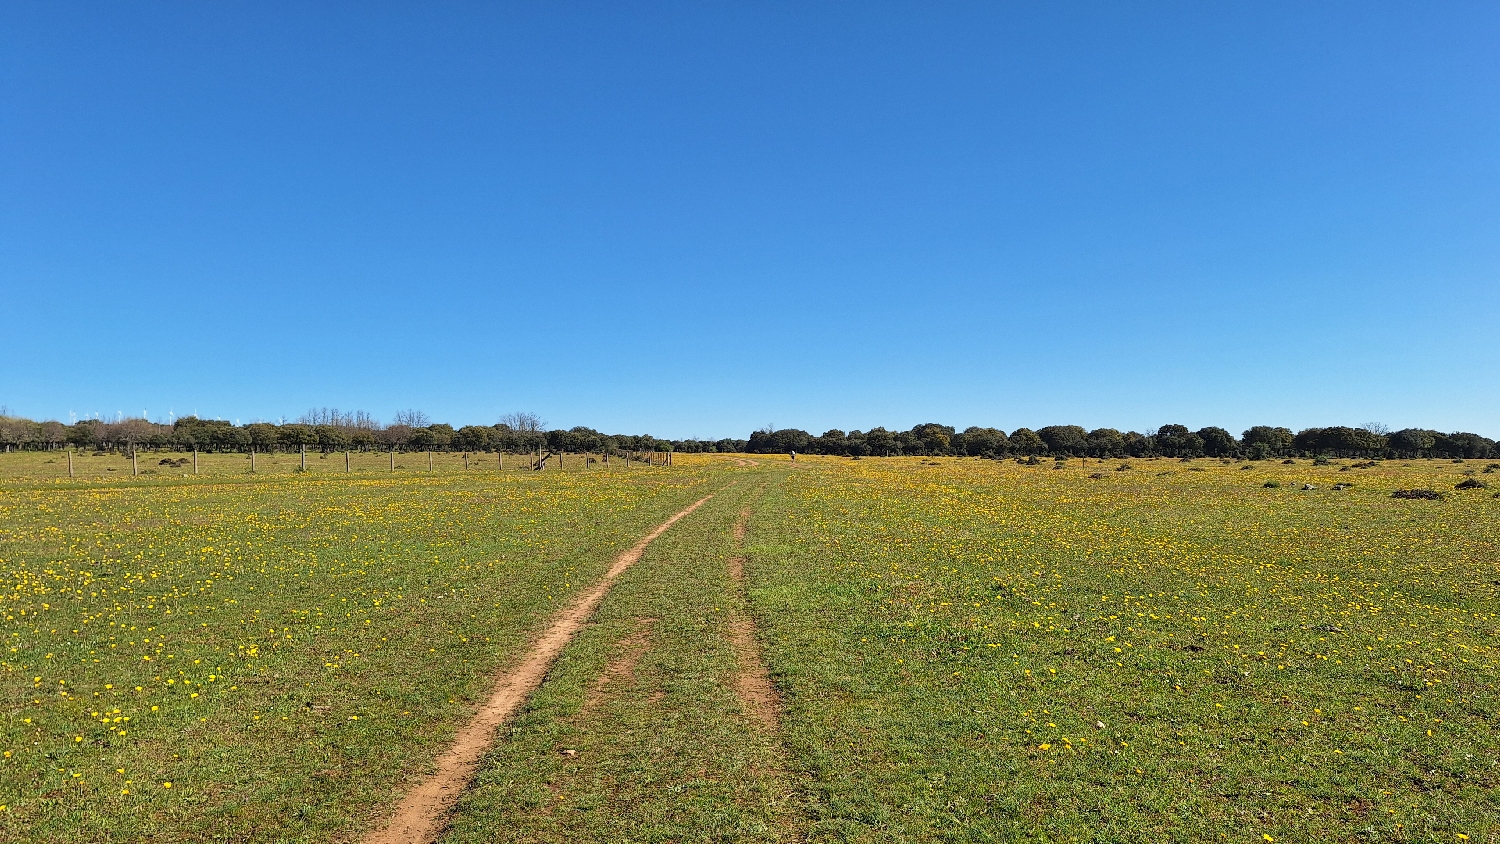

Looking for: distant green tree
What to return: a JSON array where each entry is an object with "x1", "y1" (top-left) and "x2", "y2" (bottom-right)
[
  {"x1": 1154, "y1": 424, "x2": 1204, "y2": 458},
  {"x1": 314, "y1": 425, "x2": 349, "y2": 453},
  {"x1": 960, "y1": 426, "x2": 1008, "y2": 457},
  {"x1": 1121, "y1": 431, "x2": 1152, "y2": 457},
  {"x1": 1445, "y1": 432, "x2": 1495, "y2": 459},
  {"x1": 452, "y1": 426, "x2": 492, "y2": 452},
  {"x1": 1037, "y1": 425, "x2": 1088, "y2": 457},
  {"x1": 1085, "y1": 428, "x2": 1125, "y2": 457},
  {"x1": 1196, "y1": 426, "x2": 1238, "y2": 457},
  {"x1": 1388, "y1": 428, "x2": 1436, "y2": 456},
  {"x1": 67, "y1": 420, "x2": 100, "y2": 448},
  {"x1": 910, "y1": 423, "x2": 955, "y2": 455},
  {"x1": 1242, "y1": 426, "x2": 1294, "y2": 457},
  {"x1": 1008, "y1": 428, "x2": 1047, "y2": 456},
  {"x1": 245, "y1": 423, "x2": 280, "y2": 452},
  {"x1": 864, "y1": 428, "x2": 897, "y2": 456}
]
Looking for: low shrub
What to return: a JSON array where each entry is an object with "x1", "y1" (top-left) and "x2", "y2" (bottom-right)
[
  {"x1": 1392, "y1": 489, "x2": 1444, "y2": 500},
  {"x1": 1263, "y1": 481, "x2": 1281, "y2": 488},
  {"x1": 1455, "y1": 478, "x2": 1489, "y2": 490}
]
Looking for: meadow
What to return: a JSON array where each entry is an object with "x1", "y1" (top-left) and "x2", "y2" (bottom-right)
[{"x1": 0, "y1": 451, "x2": 1496, "y2": 842}]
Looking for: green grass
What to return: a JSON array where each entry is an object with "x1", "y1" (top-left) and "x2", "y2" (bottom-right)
[
  {"x1": 0, "y1": 448, "x2": 628, "y2": 483},
  {"x1": 0, "y1": 460, "x2": 720, "y2": 842},
  {"x1": 3, "y1": 452, "x2": 1497, "y2": 842},
  {"x1": 744, "y1": 456, "x2": 1500, "y2": 841},
  {"x1": 441, "y1": 477, "x2": 801, "y2": 844}
]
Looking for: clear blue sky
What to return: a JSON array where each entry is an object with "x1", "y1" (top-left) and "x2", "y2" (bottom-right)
[{"x1": 3, "y1": 3, "x2": 1497, "y2": 439}]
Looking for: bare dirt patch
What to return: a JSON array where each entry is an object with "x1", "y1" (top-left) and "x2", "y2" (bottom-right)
[
  {"x1": 363, "y1": 494, "x2": 714, "y2": 844},
  {"x1": 727, "y1": 508, "x2": 781, "y2": 731}
]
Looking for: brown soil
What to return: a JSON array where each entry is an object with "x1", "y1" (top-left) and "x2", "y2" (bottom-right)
[
  {"x1": 363, "y1": 494, "x2": 714, "y2": 844},
  {"x1": 726, "y1": 508, "x2": 781, "y2": 731}
]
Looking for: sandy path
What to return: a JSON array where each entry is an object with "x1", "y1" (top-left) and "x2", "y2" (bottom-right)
[
  {"x1": 363, "y1": 493, "x2": 715, "y2": 844},
  {"x1": 726, "y1": 508, "x2": 781, "y2": 730}
]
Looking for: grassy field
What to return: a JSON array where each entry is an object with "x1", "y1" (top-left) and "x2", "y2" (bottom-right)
[
  {"x1": 0, "y1": 454, "x2": 721, "y2": 842},
  {"x1": 745, "y1": 456, "x2": 1500, "y2": 842},
  {"x1": 1, "y1": 452, "x2": 1497, "y2": 842},
  {"x1": 0, "y1": 447, "x2": 641, "y2": 483}
]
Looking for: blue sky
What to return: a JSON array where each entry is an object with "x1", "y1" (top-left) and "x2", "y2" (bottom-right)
[{"x1": 3, "y1": 2, "x2": 1497, "y2": 439}]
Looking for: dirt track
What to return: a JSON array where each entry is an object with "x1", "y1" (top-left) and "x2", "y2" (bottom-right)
[
  {"x1": 363, "y1": 494, "x2": 715, "y2": 844},
  {"x1": 727, "y1": 507, "x2": 781, "y2": 729}
]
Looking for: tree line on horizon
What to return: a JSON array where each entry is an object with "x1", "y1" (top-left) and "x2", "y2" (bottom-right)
[
  {"x1": 747, "y1": 423, "x2": 1497, "y2": 460},
  {"x1": 0, "y1": 409, "x2": 1493, "y2": 461},
  {"x1": 0, "y1": 409, "x2": 749, "y2": 456}
]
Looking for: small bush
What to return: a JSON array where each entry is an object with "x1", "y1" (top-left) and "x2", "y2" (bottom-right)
[
  {"x1": 1116, "y1": 464, "x2": 1131, "y2": 471},
  {"x1": 1313, "y1": 456, "x2": 1331, "y2": 466},
  {"x1": 1263, "y1": 481, "x2": 1281, "y2": 488},
  {"x1": 1282, "y1": 459, "x2": 1297, "y2": 465},
  {"x1": 1483, "y1": 463, "x2": 1499, "y2": 473},
  {"x1": 1392, "y1": 489, "x2": 1444, "y2": 500},
  {"x1": 1455, "y1": 478, "x2": 1489, "y2": 490},
  {"x1": 1089, "y1": 472, "x2": 1105, "y2": 479}
]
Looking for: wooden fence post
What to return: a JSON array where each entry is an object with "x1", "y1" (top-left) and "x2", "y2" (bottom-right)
[
  {"x1": 560, "y1": 451, "x2": 565, "y2": 470},
  {"x1": 428, "y1": 450, "x2": 433, "y2": 472},
  {"x1": 463, "y1": 453, "x2": 469, "y2": 470},
  {"x1": 301, "y1": 444, "x2": 307, "y2": 472},
  {"x1": 390, "y1": 449, "x2": 395, "y2": 471},
  {"x1": 68, "y1": 449, "x2": 74, "y2": 478},
  {"x1": 250, "y1": 447, "x2": 256, "y2": 473},
  {"x1": 498, "y1": 450, "x2": 503, "y2": 470},
  {"x1": 131, "y1": 443, "x2": 138, "y2": 476},
  {"x1": 193, "y1": 448, "x2": 198, "y2": 475},
  {"x1": 345, "y1": 451, "x2": 351, "y2": 473}
]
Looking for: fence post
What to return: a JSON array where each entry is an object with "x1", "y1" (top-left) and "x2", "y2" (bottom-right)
[
  {"x1": 250, "y1": 447, "x2": 256, "y2": 473},
  {"x1": 464, "y1": 453, "x2": 469, "y2": 470},
  {"x1": 390, "y1": 449, "x2": 395, "y2": 471},
  {"x1": 68, "y1": 449, "x2": 74, "y2": 478},
  {"x1": 193, "y1": 448, "x2": 198, "y2": 475},
  {"x1": 301, "y1": 444, "x2": 307, "y2": 472},
  {"x1": 346, "y1": 451, "x2": 351, "y2": 473},
  {"x1": 131, "y1": 443, "x2": 138, "y2": 476},
  {"x1": 428, "y1": 450, "x2": 433, "y2": 472},
  {"x1": 498, "y1": 450, "x2": 503, "y2": 471}
]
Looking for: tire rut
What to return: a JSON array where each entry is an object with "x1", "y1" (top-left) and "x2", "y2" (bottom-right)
[{"x1": 363, "y1": 494, "x2": 715, "y2": 844}]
